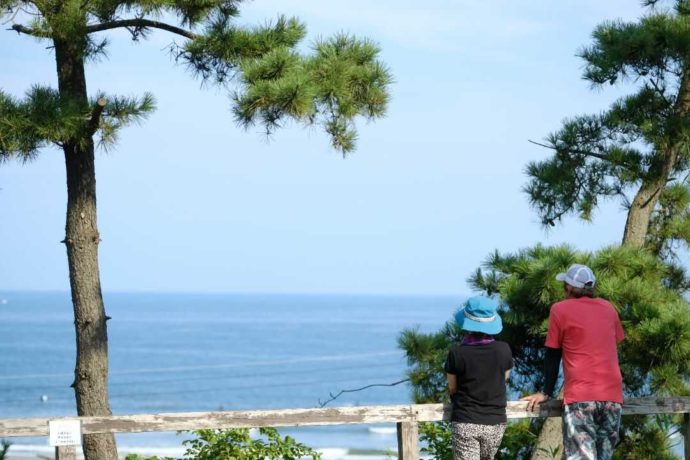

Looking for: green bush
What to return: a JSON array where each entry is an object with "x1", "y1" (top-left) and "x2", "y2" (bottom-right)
[
  {"x1": 125, "y1": 427, "x2": 320, "y2": 460},
  {"x1": 419, "y1": 422, "x2": 452, "y2": 460},
  {"x1": 0, "y1": 440, "x2": 10, "y2": 460}
]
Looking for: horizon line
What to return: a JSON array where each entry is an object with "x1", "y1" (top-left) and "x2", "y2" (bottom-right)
[{"x1": 0, "y1": 288, "x2": 468, "y2": 298}]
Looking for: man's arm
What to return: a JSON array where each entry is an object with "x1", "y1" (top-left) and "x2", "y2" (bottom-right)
[
  {"x1": 542, "y1": 346, "x2": 562, "y2": 397},
  {"x1": 521, "y1": 346, "x2": 562, "y2": 411}
]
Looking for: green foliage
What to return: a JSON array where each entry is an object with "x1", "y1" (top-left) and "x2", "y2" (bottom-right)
[
  {"x1": 496, "y1": 420, "x2": 539, "y2": 460},
  {"x1": 181, "y1": 428, "x2": 320, "y2": 460},
  {"x1": 647, "y1": 180, "x2": 690, "y2": 261},
  {"x1": 233, "y1": 34, "x2": 392, "y2": 153},
  {"x1": 179, "y1": 15, "x2": 306, "y2": 83},
  {"x1": 401, "y1": 244, "x2": 690, "y2": 459},
  {"x1": 0, "y1": 86, "x2": 155, "y2": 160},
  {"x1": 613, "y1": 415, "x2": 679, "y2": 460},
  {"x1": 94, "y1": 92, "x2": 156, "y2": 150},
  {"x1": 0, "y1": 439, "x2": 10, "y2": 460},
  {"x1": 419, "y1": 422, "x2": 453, "y2": 460},
  {"x1": 525, "y1": 1, "x2": 690, "y2": 238},
  {"x1": 1, "y1": 1, "x2": 391, "y2": 157},
  {"x1": 124, "y1": 427, "x2": 320, "y2": 460},
  {"x1": 398, "y1": 321, "x2": 460, "y2": 403},
  {"x1": 88, "y1": 0, "x2": 244, "y2": 28}
]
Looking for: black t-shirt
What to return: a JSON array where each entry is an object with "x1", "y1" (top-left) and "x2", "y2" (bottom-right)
[{"x1": 444, "y1": 340, "x2": 513, "y2": 424}]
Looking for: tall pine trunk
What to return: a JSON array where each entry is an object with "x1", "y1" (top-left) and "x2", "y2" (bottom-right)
[
  {"x1": 622, "y1": 62, "x2": 690, "y2": 247},
  {"x1": 55, "y1": 37, "x2": 118, "y2": 460},
  {"x1": 622, "y1": 177, "x2": 668, "y2": 247}
]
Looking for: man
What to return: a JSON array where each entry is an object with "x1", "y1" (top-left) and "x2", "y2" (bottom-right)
[{"x1": 521, "y1": 264, "x2": 625, "y2": 460}]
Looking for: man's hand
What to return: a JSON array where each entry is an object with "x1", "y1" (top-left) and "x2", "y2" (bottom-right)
[{"x1": 520, "y1": 392, "x2": 549, "y2": 412}]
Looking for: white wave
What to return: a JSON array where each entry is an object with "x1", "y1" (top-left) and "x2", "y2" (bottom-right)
[
  {"x1": 6, "y1": 444, "x2": 395, "y2": 460},
  {"x1": 324, "y1": 456, "x2": 394, "y2": 460},
  {"x1": 318, "y1": 447, "x2": 350, "y2": 457},
  {"x1": 0, "y1": 351, "x2": 403, "y2": 380},
  {"x1": 6, "y1": 444, "x2": 54, "y2": 454},
  {"x1": 119, "y1": 446, "x2": 187, "y2": 456},
  {"x1": 6, "y1": 443, "x2": 186, "y2": 458},
  {"x1": 367, "y1": 426, "x2": 397, "y2": 435},
  {"x1": 318, "y1": 449, "x2": 393, "y2": 460}
]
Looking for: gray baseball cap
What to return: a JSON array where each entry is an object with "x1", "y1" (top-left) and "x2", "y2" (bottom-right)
[{"x1": 556, "y1": 264, "x2": 596, "y2": 289}]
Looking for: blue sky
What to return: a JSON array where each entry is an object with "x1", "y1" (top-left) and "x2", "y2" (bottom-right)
[{"x1": 0, "y1": 1, "x2": 645, "y2": 295}]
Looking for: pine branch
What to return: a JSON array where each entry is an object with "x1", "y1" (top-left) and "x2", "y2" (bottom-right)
[
  {"x1": 648, "y1": 78, "x2": 673, "y2": 107},
  {"x1": 318, "y1": 378, "x2": 409, "y2": 407},
  {"x1": 9, "y1": 23, "x2": 49, "y2": 38},
  {"x1": 86, "y1": 19, "x2": 196, "y2": 39},
  {"x1": 528, "y1": 139, "x2": 612, "y2": 162},
  {"x1": 87, "y1": 97, "x2": 106, "y2": 136},
  {"x1": 532, "y1": 185, "x2": 579, "y2": 227},
  {"x1": 528, "y1": 138, "x2": 644, "y2": 176}
]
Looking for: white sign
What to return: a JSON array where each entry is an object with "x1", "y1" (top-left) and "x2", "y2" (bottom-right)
[{"x1": 48, "y1": 420, "x2": 82, "y2": 447}]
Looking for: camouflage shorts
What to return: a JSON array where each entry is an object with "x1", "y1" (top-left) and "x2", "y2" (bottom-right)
[{"x1": 562, "y1": 401, "x2": 622, "y2": 460}]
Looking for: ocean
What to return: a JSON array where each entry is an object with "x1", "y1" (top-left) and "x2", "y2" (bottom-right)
[{"x1": 0, "y1": 291, "x2": 458, "y2": 458}]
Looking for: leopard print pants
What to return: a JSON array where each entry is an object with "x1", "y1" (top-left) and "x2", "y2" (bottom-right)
[{"x1": 451, "y1": 421, "x2": 506, "y2": 460}]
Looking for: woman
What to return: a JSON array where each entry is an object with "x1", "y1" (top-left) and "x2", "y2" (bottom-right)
[{"x1": 445, "y1": 296, "x2": 513, "y2": 460}]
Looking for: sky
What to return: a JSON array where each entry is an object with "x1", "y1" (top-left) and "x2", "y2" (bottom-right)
[{"x1": 0, "y1": 1, "x2": 649, "y2": 295}]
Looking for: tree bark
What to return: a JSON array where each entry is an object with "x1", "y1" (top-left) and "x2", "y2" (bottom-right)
[
  {"x1": 530, "y1": 389, "x2": 564, "y2": 460},
  {"x1": 622, "y1": 63, "x2": 690, "y2": 247},
  {"x1": 54, "y1": 36, "x2": 118, "y2": 460},
  {"x1": 622, "y1": 178, "x2": 667, "y2": 247},
  {"x1": 531, "y1": 417, "x2": 563, "y2": 460}
]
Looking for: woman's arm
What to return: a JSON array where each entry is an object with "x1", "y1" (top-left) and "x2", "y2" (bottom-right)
[{"x1": 446, "y1": 373, "x2": 457, "y2": 395}]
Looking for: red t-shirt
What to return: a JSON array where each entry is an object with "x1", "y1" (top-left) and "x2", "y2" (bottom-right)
[{"x1": 545, "y1": 297, "x2": 625, "y2": 404}]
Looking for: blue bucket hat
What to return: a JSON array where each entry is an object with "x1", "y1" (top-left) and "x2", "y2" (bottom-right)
[{"x1": 455, "y1": 296, "x2": 503, "y2": 335}]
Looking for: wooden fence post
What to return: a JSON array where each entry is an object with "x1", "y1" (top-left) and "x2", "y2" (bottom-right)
[
  {"x1": 397, "y1": 421, "x2": 419, "y2": 460},
  {"x1": 683, "y1": 412, "x2": 690, "y2": 460},
  {"x1": 55, "y1": 445, "x2": 77, "y2": 460}
]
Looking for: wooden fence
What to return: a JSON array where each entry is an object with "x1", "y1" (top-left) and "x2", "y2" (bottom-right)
[{"x1": 1, "y1": 397, "x2": 689, "y2": 460}]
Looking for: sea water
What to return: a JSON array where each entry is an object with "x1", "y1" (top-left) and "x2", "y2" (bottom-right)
[
  {"x1": 2, "y1": 292, "x2": 683, "y2": 458},
  {"x1": 0, "y1": 291, "x2": 457, "y2": 458}
]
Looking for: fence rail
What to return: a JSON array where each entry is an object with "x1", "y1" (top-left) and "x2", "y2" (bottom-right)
[{"x1": 1, "y1": 397, "x2": 689, "y2": 460}]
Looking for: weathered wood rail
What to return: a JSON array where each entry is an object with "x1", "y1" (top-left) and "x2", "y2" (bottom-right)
[{"x1": 1, "y1": 397, "x2": 689, "y2": 459}]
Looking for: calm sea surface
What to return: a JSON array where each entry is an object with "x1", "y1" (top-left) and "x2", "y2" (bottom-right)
[{"x1": 0, "y1": 291, "x2": 457, "y2": 458}]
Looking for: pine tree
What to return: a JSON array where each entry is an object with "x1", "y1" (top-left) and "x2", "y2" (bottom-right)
[
  {"x1": 0, "y1": 2, "x2": 391, "y2": 459},
  {"x1": 521, "y1": 2, "x2": 690, "y2": 454},
  {"x1": 400, "y1": 5, "x2": 690, "y2": 456},
  {"x1": 525, "y1": 0, "x2": 690, "y2": 248},
  {"x1": 400, "y1": 245, "x2": 690, "y2": 459}
]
